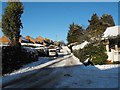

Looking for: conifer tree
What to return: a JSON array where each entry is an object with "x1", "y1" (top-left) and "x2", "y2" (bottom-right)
[
  {"x1": 86, "y1": 13, "x2": 115, "y2": 41},
  {"x1": 101, "y1": 14, "x2": 115, "y2": 26},
  {"x1": 67, "y1": 22, "x2": 84, "y2": 44},
  {"x1": 0, "y1": 22, "x2": 1, "y2": 28},
  {"x1": 86, "y1": 13, "x2": 100, "y2": 31},
  {"x1": 2, "y1": 1, "x2": 24, "y2": 46}
]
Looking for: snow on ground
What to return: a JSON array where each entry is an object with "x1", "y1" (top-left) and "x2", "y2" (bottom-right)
[
  {"x1": 2, "y1": 56, "x2": 64, "y2": 85},
  {"x1": 1, "y1": 46, "x2": 119, "y2": 88},
  {"x1": 2, "y1": 47, "x2": 66, "y2": 85},
  {"x1": 72, "y1": 41, "x2": 89, "y2": 50},
  {"x1": 1, "y1": 47, "x2": 64, "y2": 85},
  {"x1": 62, "y1": 46, "x2": 71, "y2": 54},
  {"x1": 48, "y1": 46, "x2": 119, "y2": 88},
  {"x1": 2, "y1": 57, "x2": 51, "y2": 84},
  {"x1": 49, "y1": 46, "x2": 119, "y2": 88},
  {"x1": 54, "y1": 64, "x2": 119, "y2": 88},
  {"x1": 7, "y1": 57, "x2": 51, "y2": 76}
]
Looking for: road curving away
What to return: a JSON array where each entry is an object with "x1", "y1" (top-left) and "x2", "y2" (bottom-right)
[{"x1": 2, "y1": 46, "x2": 119, "y2": 88}]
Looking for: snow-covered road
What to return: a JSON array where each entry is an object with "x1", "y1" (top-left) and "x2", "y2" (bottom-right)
[{"x1": 2, "y1": 46, "x2": 119, "y2": 88}]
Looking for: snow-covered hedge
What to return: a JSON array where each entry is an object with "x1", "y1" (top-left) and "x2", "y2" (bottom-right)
[
  {"x1": 21, "y1": 46, "x2": 39, "y2": 64},
  {"x1": 22, "y1": 46, "x2": 38, "y2": 55},
  {"x1": 2, "y1": 46, "x2": 39, "y2": 75},
  {"x1": 2, "y1": 46, "x2": 22, "y2": 74}
]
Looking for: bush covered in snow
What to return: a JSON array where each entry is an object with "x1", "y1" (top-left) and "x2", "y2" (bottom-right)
[
  {"x1": 37, "y1": 49, "x2": 48, "y2": 57},
  {"x1": 73, "y1": 44, "x2": 108, "y2": 65},
  {"x1": 20, "y1": 46, "x2": 39, "y2": 64},
  {"x1": 2, "y1": 46, "x2": 39, "y2": 75}
]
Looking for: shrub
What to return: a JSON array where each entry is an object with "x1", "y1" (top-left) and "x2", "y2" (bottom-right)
[
  {"x1": 73, "y1": 43, "x2": 108, "y2": 65},
  {"x1": 37, "y1": 49, "x2": 48, "y2": 57},
  {"x1": 20, "y1": 47, "x2": 38, "y2": 64},
  {"x1": 2, "y1": 46, "x2": 39, "y2": 75},
  {"x1": 2, "y1": 46, "x2": 22, "y2": 74}
]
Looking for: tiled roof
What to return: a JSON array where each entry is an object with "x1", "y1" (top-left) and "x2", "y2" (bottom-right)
[
  {"x1": 35, "y1": 36, "x2": 44, "y2": 43},
  {"x1": 0, "y1": 36, "x2": 10, "y2": 43}
]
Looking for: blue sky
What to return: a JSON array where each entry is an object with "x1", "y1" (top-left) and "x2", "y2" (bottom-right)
[{"x1": 1, "y1": 2, "x2": 118, "y2": 43}]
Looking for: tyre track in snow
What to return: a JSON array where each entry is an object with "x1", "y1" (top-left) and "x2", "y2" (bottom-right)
[
  {"x1": 3, "y1": 46, "x2": 75, "y2": 88},
  {"x1": 3, "y1": 68, "x2": 54, "y2": 88}
]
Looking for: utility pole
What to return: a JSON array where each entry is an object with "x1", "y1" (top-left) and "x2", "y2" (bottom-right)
[{"x1": 56, "y1": 35, "x2": 58, "y2": 41}]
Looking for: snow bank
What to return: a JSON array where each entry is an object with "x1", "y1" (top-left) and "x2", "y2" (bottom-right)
[
  {"x1": 2, "y1": 56, "x2": 67, "y2": 85},
  {"x1": 71, "y1": 53, "x2": 82, "y2": 65},
  {"x1": 72, "y1": 41, "x2": 89, "y2": 50},
  {"x1": 62, "y1": 46, "x2": 71, "y2": 54},
  {"x1": 95, "y1": 64, "x2": 119, "y2": 70},
  {"x1": 2, "y1": 57, "x2": 51, "y2": 85},
  {"x1": 5, "y1": 57, "x2": 50, "y2": 76}
]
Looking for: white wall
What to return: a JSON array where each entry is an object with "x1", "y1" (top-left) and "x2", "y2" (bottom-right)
[
  {"x1": 113, "y1": 51, "x2": 120, "y2": 62},
  {"x1": 106, "y1": 51, "x2": 114, "y2": 62},
  {"x1": 106, "y1": 49, "x2": 120, "y2": 62}
]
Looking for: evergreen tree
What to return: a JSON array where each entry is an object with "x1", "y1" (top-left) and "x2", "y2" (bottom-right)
[
  {"x1": 86, "y1": 13, "x2": 115, "y2": 42},
  {"x1": 87, "y1": 13, "x2": 100, "y2": 31},
  {"x1": 0, "y1": 22, "x2": 1, "y2": 28},
  {"x1": 86, "y1": 13, "x2": 102, "y2": 40},
  {"x1": 2, "y1": 2, "x2": 24, "y2": 46},
  {"x1": 0, "y1": 14, "x2": 1, "y2": 28},
  {"x1": 67, "y1": 22, "x2": 84, "y2": 44},
  {"x1": 101, "y1": 14, "x2": 115, "y2": 26}
]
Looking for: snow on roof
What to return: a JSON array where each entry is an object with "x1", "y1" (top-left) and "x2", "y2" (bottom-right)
[
  {"x1": 34, "y1": 44, "x2": 44, "y2": 47},
  {"x1": 102, "y1": 26, "x2": 120, "y2": 38},
  {"x1": 72, "y1": 41, "x2": 89, "y2": 50},
  {"x1": 27, "y1": 43, "x2": 44, "y2": 47}
]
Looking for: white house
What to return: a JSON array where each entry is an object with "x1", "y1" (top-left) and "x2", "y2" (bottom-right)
[{"x1": 102, "y1": 26, "x2": 120, "y2": 62}]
